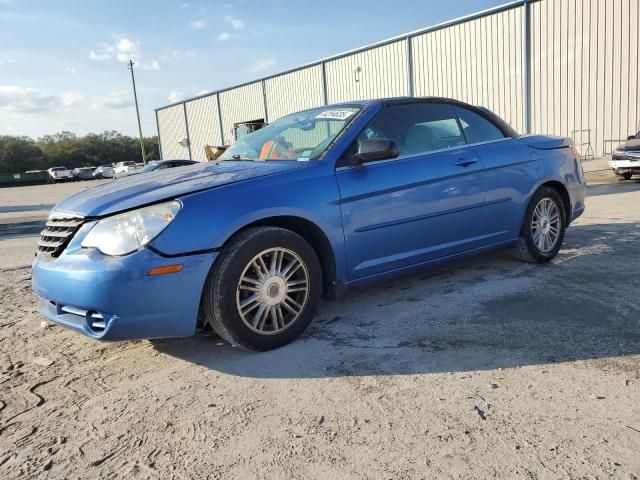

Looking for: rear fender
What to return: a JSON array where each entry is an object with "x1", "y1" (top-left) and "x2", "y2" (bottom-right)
[{"x1": 519, "y1": 134, "x2": 572, "y2": 151}]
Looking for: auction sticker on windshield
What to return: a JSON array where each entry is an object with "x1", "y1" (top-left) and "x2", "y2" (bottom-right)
[{"x1": 315, "y1": 110, "x2": 356, "y2": 121}]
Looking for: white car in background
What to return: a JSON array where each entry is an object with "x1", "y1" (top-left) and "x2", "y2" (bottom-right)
[
  {"x1": 113, "y1": 161, "x2": 139, "y2": 177},
  {"x1": 609, "y1": 131, "x2": 640, "y2": 180},
  {"x1": 47, "y1": 166, "x2": 72, "y2": 183},
  {"x1": 93, "y1": 165, "x2": 115, "y2": 179}
]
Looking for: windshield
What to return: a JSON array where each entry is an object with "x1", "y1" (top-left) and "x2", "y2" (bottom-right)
[
  {"x1": 141, "y1": 163, "x2": 159, "y2": 173},
  {"x1": 219, "y1": 106, "x2": 361, "y2": 162}
]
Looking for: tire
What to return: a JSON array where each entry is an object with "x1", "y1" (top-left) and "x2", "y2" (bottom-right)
[
  {"x1": 202, "y1": 226, "x2": 322, "y2": 351},
  {"x1": 513, "y1": 187, "x2": 566, "y2": 264},
  {"x1": 622, "y1": 171, "x2": 633, "y2": 181}
]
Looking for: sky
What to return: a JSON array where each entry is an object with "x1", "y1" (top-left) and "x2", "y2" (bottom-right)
[{"x1": 0, "y1": 0, "x2": 507, "y2": 138}]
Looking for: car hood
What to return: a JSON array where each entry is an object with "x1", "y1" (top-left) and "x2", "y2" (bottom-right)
[
  {"x1": 618, "y1": 139, "x2": 640, "y2": 152},
  {"x1": 54, "y1": 161, "x2": 309, "y2": 217}
]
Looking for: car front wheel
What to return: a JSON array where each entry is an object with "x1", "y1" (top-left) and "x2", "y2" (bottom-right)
[
  {"x1": 202, "y1": 226, "x2": 322, "y2": 351},
  {"x1": 513, "y1": 187, "x2": 566, "y2": 263}
]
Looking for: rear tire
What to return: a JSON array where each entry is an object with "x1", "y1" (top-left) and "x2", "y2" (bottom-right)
[
  {"x1": 513, "y1": 187, "x2": 566, "y2": 264},
  {"x1": 202, "y1": 227, "x2": 322, "y2": 351}
]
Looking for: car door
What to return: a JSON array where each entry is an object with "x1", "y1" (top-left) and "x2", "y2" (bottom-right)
[
  {"x1": 453, "y1": 106, "x2": 540, "y2": 243},
  {"x1": 335, "y1": 102, "x2": 487, "y2": 280}
]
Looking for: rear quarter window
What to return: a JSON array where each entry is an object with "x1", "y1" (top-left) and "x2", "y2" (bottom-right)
[{"x1": 454, "y1": 106, "x2": 506, "y2": 145}]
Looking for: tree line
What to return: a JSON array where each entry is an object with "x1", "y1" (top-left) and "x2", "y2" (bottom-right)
[{"x1": 0, "y1": 131, "x2": 160, "y2": 174}]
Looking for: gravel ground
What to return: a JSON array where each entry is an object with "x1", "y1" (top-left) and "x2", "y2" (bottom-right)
[{"x1": 1, "y1": 177, "x2": 639, "y2": 479}]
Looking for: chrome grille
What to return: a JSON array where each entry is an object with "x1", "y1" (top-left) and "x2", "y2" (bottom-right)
[{"x1": 37, "y1": 214, "x2": 84, "y2": 257}]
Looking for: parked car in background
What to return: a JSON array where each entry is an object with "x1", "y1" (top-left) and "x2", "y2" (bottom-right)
[
  {"x1": 93, "y1": 165, "x2": 114, "y2": 179},
  {"x1": 113, "y1": 161, "x2": 138, "y2": 176},
  {"x1": 32, "y1": 97, "x2": 586, "y2": 351},
  {"x1": 114, "y1": 160, "x2": 198, "y2": 179},
  {"x1": 610, "y1": 131, "x2": 640, "y2": 180},
  {"x1": 72, "y1": 167, "x2": 95, "y2": 181},
  {"x1": 47, "y1": 166, "x2": 72, "y2": 183}
]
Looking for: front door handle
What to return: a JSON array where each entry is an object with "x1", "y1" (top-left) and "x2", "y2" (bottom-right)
[{"x1": 454, "y1": 158, "x2": 478, "y2": 167}]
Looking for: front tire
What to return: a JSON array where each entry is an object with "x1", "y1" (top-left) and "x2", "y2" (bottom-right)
[
  {"x1": 202, "y1": 227, "x2": 322, "y2": 351},
  {"x1": 513, "y1": 187, "x2": 566, "y2": 263}
]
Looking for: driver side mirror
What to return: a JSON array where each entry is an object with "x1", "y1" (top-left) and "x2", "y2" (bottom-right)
[
  {"x1": 628, "y1": 135, "x2": 636, "y2": 141},
  {"x1": 353, "y1": 138, "x2": 400, "y2": 164}
]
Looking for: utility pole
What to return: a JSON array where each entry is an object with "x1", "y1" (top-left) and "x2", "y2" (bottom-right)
[{"x1": 127, "y1": 59, "x2": 147, "y2": 165}]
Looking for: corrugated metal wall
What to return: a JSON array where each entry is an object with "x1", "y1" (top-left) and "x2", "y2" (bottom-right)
[
  {"x1": 218, "y1": 82, "x2": 265, "y2": 145},
  {"x1": 185, "y1": 95, "x2": 222, "y2": 162},
  {"x1": 412, "y1": 6, "x2": 525, "y2": 133},
  {"x1": 157, "y1": 0, "x2": 640, "y2": 159},
  {"x1": 325, "y1": 40, "x2": 408, "y2": 103},
  {"x1": 531, "y1": 0, "x2": 640, "y2": 156},
  {"x1": 265, "y1": 65, "x2": 325, "y2": 121},
  {"x1": 157, "y1": 105, "x2": 189, "y2": 160}
]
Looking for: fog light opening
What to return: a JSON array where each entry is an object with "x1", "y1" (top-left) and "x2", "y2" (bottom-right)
[{"x1": 87, "y1": 310, "x2": 106, "y2": 332}]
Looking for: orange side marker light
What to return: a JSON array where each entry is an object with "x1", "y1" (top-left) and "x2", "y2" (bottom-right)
[{"x1": 148, "y1": 264, "x2": 184, "y2": 276}]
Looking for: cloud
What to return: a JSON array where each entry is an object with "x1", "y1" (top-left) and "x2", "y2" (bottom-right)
[
  {"x1": 217, "y1": 32, "x2": 230, "y2": 41},
  {"x1": 224, "y1": 15, "x2": 244, "y2": 29},
  {"x1": 94, "y1": 91, "x2": 134, "y2": 110},
  {"x1": 190, "y1": 19, "x2": 207, "y2": 30},
  {"x1": 61, "y1": 92, "x2": 84, "y2": 107},
  {"x1": 114, "y1": 38, "x2": 141, "y2": 62},
  {"x1": 247, "y1": 58, "x2": 276, "y2": 73},
  {"x1": 88, "y1": 50, "x2": 110, "y2": 61},
  {"x1": 195, "y1": 89, "x2": 210, "y2": 96},
  {"x1": 168, "y1": 91, "x2": 184, "y2": 103},
  {"x1": 0, "y1": 85, "x2": 137, "y2": 116},
  {"x1": 160, "y1": 49, "x2": 196, "y2": 61},
  {"x1": 0, "y1": 55, "x2": 14, "y2": 66},
  {"x1": 88, "y1": 37, "x2": 142, "y2": 63},
  {"x1": 179, "y1": 2, "x2": 189, "y2": 8},
  {"x1": 65, "y1": 66, "x2": 77, "y2": 75},
  {"x1": 142, "y1": 59, "x2": 160, "y2": 70},
  {"x1": 0, "y1": 85, "x2": 83, "y2": 113}
]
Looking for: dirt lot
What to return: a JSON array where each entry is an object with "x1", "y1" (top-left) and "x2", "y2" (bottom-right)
[{"x1": 1, "y1": 175, "x2": 639, "y2": 479}]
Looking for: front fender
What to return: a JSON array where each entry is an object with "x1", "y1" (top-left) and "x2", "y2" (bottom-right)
[{"x1": 149, "y1": 164, "x2": 348, "y2": 283}]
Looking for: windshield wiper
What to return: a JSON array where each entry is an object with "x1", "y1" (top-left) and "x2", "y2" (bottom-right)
[{"x1": 230, "y1": 154, "x2": 256, "y2": 161}]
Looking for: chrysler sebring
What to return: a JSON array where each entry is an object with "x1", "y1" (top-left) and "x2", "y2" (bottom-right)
[{"x1": 32, "y1": 98, "x2": 586, "y2": 351}]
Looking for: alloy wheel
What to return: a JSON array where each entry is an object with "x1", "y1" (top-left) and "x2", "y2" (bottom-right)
[
  {"x1": 236, "y1": 247, "x2": 310, "y2": 335},
  {"x1": 531, "y1": 198, "x2": 561, "y2": 253}
]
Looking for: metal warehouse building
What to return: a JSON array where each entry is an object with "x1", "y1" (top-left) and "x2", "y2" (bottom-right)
[{"x1": 155, "y1": 0, "x2": 640, "y2": 161}]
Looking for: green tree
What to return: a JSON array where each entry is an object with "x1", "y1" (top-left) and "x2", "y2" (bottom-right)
[
  {"x1": 0, "y1": 131, "x2": 161, "y2": 174},
  {"x1": 0, "y1": 136, "x2": 46, "y2": 173}
]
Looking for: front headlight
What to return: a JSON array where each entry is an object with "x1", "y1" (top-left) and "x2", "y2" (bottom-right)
[{"x1": 81, "y1": 200, "x2": 181, "y2": 256}]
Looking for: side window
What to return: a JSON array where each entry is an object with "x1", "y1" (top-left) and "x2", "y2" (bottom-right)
[
  {"x1": 356, "y1": 103, "x2": 466, "y2": 158},
  {"x1": 454, "y1": 106, "x2": 505, "y2": 145}
]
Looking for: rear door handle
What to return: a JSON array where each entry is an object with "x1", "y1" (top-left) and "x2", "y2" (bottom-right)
[{"x1": 454, "y1": 158, "x2": 478, "y2": 167}]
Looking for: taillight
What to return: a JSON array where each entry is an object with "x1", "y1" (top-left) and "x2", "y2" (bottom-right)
[
  {"x1": 571, "y1": 146, "x2": 581, "y2": 162},
  {"x1": 572, "y1": 146, "x2": 586, "y2": 182}
]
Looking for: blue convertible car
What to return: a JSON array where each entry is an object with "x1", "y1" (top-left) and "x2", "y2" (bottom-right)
[{"x1": 32, "y1": 97, "x2": 586, "y2": 350}]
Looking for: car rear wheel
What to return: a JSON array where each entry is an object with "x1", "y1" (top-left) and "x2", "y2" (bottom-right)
[
  {"x1": 202, "y1": 226, "x2": 322, "y2": 351},
  {"x1": 513, "y1": 187, "x2": 566, "y2": 263}
]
